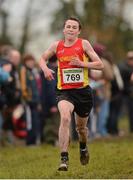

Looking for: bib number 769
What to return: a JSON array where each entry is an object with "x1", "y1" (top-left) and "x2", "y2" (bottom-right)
[
  {"x1": 66, "y1": 74, "x2": 80, "y2": 82},
  {"x1": 63, "y1": 68, "x2": 84, "y2": 84}
]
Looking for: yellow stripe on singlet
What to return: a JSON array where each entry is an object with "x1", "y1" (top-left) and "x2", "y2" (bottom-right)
[
  {"x1": 57, "y1": 61, "x2": 62, "y2": 89},
  {"x1": 83, "y1": 53, "x2": 89, "y2": 87}
]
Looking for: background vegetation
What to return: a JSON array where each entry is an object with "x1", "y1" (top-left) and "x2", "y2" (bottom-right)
[{"x1": 0, "y1": 0, "x2": 133, "y2": 61}]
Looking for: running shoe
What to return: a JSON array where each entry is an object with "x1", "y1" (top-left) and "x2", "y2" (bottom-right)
[
  {"x1": 80, "y1": 148, "x2": 89, "y2": 165},
  {"x1": 58, "y1": 156, "x2": 69, "y2": 171}
]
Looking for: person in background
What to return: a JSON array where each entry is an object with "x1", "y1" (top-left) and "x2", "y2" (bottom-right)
[
  {"x1": 40, "y1": 55, "x2": 59, "y2": 145},
  {"x1": 0, "y1": 45, "x2": 21, "y2": 109},
  {"x1": 0, "y1": 59, "x2": 12, "y2": 83},
  {"x1": 106, "y1": 57, "x2": 124, "y2": 136},
  {"x1": 118, "y1": 51, "x2": 133, "y2": 133},
  {"x1": 91, "y1": 44, "x2": 114, "y2": 138},
  {"x1": 0, "y1": 45, "x2": 21, "y2": 145},
  {"x1": 0, "y1": 58, "x2": 13, "y2": 146},
  {"x1": 39, "y1": 17, "x2": 104, "y2": 171},
  {"x1": 20, "y1": 54, "x2": 42, "y2": 146}
]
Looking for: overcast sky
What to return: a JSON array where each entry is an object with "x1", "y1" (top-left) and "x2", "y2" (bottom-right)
[
  {"x1": 2, "y1": 0, "x2": 61, "y2": 58},
  {"x1": 1, "y1": 0, "x2": 133, "y2": 58}
]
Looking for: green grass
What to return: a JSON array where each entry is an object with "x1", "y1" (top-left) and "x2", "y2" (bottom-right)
[
  {"x1": 0, "y1": 118, "x2": 133, "y2": 179},
  {"x1": 0, "y1": 135, "x2": 133, "y2": 179}
]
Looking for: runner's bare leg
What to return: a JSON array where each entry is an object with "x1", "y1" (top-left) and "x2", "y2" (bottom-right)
[
  {"x1": 58, "y1": 100, "x2": 74, "y2": 152},
  {"x1": 75, "y1": 113, "x2": 88, "y2": 143}
]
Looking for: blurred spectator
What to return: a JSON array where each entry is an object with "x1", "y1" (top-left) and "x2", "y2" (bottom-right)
[
  {"x1": 20, "y1": 54, "x2": 42, "y2": 146},
  {"x1": 0, "y1": 45, "x2": 22, "y2": 145},
  {"x1": 0, "y1": 59, "x2": 13, "y2": 110},
  {"x1": 0, "y1": 59, "x2": 12, "y2": 83},
  {"x1": 106, "y1": 60, "x2": 124, "y2": 136},
  {"x1": 118, "y1": 51, "x2": 133, "y2": 133},
  {"x1": 0, "y1": 45, "x2": 21, "y2": 106},
  {"x1": 90, "y1": 44, "x2": 114, "y2": 138},
  {"x1": 40, "y1": 55, "x2": 59, "y2": 145},
  {"x1": 0, "y1": 58, "x2": 13, "y2": 145}
]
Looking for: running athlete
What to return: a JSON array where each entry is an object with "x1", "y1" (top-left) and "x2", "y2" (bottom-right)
[{"x1": 39, "y1": 17, "x2": 104, "y2": 171}]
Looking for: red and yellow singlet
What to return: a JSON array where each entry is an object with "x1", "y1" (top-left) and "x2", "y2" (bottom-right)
[{"x1": 56, "y1": 38, "x2": 89, "y2": 90}]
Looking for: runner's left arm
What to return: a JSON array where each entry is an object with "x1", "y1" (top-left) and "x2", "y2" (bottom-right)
[{"x1": 69, "y1": 40, "x2": 104, "y2": 70}]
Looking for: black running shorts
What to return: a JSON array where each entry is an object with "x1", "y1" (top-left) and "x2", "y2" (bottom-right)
[{"x1": 56, "y1": 86, "x2": 93, "y2": 117}]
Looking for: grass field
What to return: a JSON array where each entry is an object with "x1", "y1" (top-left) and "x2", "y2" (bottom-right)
[{"x1": 0, "y1": 119, "x2": 133, "y2": 179}]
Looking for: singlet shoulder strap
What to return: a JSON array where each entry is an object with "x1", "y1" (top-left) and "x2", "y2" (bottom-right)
[{"x1": 56, "y1": 40, "x2": 64, "y2": 53}]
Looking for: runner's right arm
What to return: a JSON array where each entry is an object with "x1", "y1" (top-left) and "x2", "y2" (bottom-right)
[{"x1": 39, "y1": 41, "x2": 58, "y2": 81}]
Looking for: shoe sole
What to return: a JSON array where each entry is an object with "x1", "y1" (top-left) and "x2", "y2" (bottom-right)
[
  {"x1": 80, "y1": 153, "x2": 89, "y2": 165},
  {"x1": 58, "y1": 163, "x2": 68, "y2": 171}
]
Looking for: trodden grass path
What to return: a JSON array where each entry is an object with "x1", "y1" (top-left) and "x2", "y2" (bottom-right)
[{"x1": 0, "y1": 134, "x2": 133, "y2": 179}]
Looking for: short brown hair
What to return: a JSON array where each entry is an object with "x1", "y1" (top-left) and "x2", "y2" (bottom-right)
[
  {"x1": 0, "y1": 45, "x2": 14, "y2": 58},
  {"x1": 64, "y1": 17, "x2": 82, "y2": 30},
  {"x1": 22, "y1": 54, "x2": 35, "y2": 64}
]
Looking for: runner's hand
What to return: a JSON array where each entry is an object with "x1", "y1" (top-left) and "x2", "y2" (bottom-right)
[
  {"x1": 69, "y1": 56, "x2": 84, "y2": 67},
  {"x1": 43, "y1": 67, "x2": 55, "y2": 81}
]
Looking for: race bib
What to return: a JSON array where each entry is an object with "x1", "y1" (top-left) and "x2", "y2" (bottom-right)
[{"x1": 62, "y1": 68, "x2": 84, "y2": 84}]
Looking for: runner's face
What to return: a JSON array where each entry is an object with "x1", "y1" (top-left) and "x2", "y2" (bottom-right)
[{"x1": 63, "y1": 20, "x2": 80, "y2": 40}]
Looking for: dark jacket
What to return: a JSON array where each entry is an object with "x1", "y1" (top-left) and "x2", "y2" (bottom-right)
[
  {"x1": 41, "y1": 63, "x2": 57, "y2": 116},
  {"x1": 119, "y1": 61, "x2": 133, "y2": 97},
  {"x1": 20, "y1": 65, "x2": 40, "y2": 107}
]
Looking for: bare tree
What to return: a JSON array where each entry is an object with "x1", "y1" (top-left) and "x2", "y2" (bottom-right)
[
  {"x1": 0, "y1": 0, "x2": 12, "y2": 45},
  {"x1": 19, "y1": 0, "x2": 34, "y2": 54},
  {"x1": 0, "y1": 0, "x2": 4, "y2": 9}
]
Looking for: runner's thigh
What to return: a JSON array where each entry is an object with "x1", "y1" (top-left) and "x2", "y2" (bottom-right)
[{"x1": 58, "y1": 100, "x2": 74, "y2": 117}]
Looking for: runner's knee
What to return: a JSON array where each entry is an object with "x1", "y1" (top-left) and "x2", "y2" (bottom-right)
[
  {"x1": 60, "y1": 112, "x2": 71, "y2": 128},
  {"x1": 76, "y1": 125, "x2": 88, "y2": 135}
]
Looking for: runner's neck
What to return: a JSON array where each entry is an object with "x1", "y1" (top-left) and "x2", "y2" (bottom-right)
[{"x1": 64, "y1": 37, "x2": 78, "y2": 47}]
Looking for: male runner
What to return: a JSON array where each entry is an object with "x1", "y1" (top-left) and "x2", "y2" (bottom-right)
[{"x1": 39, "y1": 17, "x2": 104, "y2": 171}]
